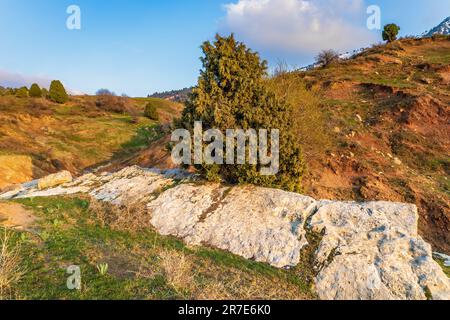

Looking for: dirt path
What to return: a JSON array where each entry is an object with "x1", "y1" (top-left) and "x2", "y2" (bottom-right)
[{"x1": 0, "y1": 202, "x2": 37, "y2": 231}]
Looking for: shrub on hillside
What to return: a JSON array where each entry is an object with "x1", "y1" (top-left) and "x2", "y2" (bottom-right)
[
  {"x1": 96, "y1": 95, "x2": 128, "y2": 113},
  {"x1": 144, "y1": 102, "x2": 159, "y2": 121},
  {"x1": 315, "y1": 50, "x2": 340, "y2": 67},
  {"x1": 265, "y1": 72, "x2": 331, "y2": 160},
  {"x1": 383, "y1": 24, "x2": 400, "y2": 43},
  {"x1": 180, "y1": 34, "x2": 306, "y2": 192},
  {"x1": 41, "y1": 88, "x2": 49, "y2": 98},
  {"x1": 95, "y1": 95, "x2": 138, "y2": 122},
  {"x1": 48, "y1": 80, "x2": 69, "y2": 104},
  {"x1": 431, "y1": 34, "x2": 450, "y2": 41},
  {"x1": 15, "y1": 87, "x2": 29, "y2": 98},
  {"x1": 29, "y1": 83, "x2": 42, "y2": 98}
]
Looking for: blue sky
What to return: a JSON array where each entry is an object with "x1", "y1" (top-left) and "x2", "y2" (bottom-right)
[{"x1": 0, "y1": 0, "x2": 449, "y2": 96}]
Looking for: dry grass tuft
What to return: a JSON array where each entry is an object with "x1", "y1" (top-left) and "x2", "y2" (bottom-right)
[
  {"x1": 136, "y1": 247, "x2": 313, "y2": 300},
  {"x1": 158, "y1": 249, "x2": 194, "y2": 292},
  {"x1": 0, "y1": 228, "x2": 25, "y2": 299},
  {"x1": 89, "y1": 198, "x2": 152, "y2": 231},
  {"x1": 266, "y1": 72, "x2": 332, "y2": 159},
  {"x1": 191, "y1": 265, "x2": 310, "y2": 300}
]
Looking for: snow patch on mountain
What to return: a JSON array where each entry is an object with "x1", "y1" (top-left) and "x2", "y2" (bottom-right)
[{"x1": 424, "y1": 17, "x2": 450, "y2": 36}]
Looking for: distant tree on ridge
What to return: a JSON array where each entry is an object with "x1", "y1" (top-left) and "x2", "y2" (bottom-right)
[{"x1": 383, "y1": 24, "x2": 401, "y2": 43}]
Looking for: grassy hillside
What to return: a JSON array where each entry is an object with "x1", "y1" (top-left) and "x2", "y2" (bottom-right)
[
  {"x1": 289, "y1": 36, "x2": 450, "y2": 253},
  {"x1": 0, "y1": 95, "x2": 182, "y2": 189}
]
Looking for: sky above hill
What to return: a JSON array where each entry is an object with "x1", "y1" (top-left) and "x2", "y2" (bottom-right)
[{"x1": 0, "y1": 0, "x2": 449, "y2": 96}]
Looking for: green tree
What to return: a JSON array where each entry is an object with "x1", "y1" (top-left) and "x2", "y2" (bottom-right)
[
  {"x1": 180, "y1": 34, "x2": 306, "y2": 192},
  {"x1": 15, "y1": 87, "x2": 29, "y2": 98},
  {"x1": 144, "y1": 102, "x2": 159, "y2": 121},
  {"x1": 382, "y1": 24, "x2": 400, "y2": 43},
  {"x1": 29, "y1": 83, "x2": 42, "y2": 98},
  {"x1": 48, "y1": 80, "x2": 69, "y2": 104}
]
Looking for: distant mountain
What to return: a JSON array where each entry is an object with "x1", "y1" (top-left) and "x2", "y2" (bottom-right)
[
  {"x1": 148, "y1": 87, "x2": 192, "y2": 102},
  {"x1": 424, "y1": 17, "x2": 450, "y2": 36}
]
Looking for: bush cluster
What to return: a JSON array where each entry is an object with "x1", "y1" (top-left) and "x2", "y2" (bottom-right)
[
  {"x1": 0, "y1": 81, "x2": 69, "y2": 104},
  {"x1": 15, "y1": 87, "x2": 29, "y2": 98}
]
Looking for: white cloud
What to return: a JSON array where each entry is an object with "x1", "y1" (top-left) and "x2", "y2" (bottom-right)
[
  {"x1": 0, "y1": 70, "x2": 83, "y2": 95},
  {"x1": 0, "y1": 70, "x2": 52, "y2": 89},
  {"x1": 222, "y1": 0, "x2": 377, "y2": 55}
]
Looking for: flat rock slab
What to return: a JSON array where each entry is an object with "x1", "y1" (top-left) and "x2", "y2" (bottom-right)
[
  {"x1": 1, "y1": 166, "x2": 449, "y2": 300},
  {"x1": 149, "y1": 184, "x2": 316, "y2": 268}
]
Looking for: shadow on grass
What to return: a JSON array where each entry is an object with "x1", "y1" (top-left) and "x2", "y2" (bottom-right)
[{"x1": 112, "y1": 124, "x2": 166, "y2": 160}]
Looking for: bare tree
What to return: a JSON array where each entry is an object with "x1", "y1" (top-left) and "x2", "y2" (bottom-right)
[
  {"x1": 315, "y1": 49, "x2": 340, "y2": 67},
  {"x1": 96, "y1": 88, "x2": 116, "y2": 96}
]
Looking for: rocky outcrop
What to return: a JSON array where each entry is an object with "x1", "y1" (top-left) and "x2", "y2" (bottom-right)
[
  {"x1": 309, "y1": 201, "x2": 449, "y2": 300},
  {"x1": 1, "y1": 166, "x2": 449, "y2": 300},
  {"x1": 149, "y1": 184, "x2": 315, "y2": 268}
]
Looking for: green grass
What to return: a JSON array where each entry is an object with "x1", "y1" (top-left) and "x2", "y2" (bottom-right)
[
  {"x1": 436, "y1": 260, "x2": 450, "y2": 278},
  {"x1": 133, "y1": 97, "x2": 178, "y2": 111},
  {"x1": 6, "y1": 196, "x2": 316, "y2": 300},
  {"x1": 113, "y1": 124, "x2": 165, "y2": 159},
  {"x1": 43, "y1": 117, "x2": 157, "y2": 163}
]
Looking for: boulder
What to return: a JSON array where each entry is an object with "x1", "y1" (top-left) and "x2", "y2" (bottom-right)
[
  {"x1": 38, "y1": 171, "x2": 73, "y2": 190},
  {"x1": 309, "y1": 201, "x2": 450, "y2": 300}
]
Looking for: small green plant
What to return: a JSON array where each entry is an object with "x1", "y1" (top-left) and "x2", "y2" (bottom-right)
[
  {"x1": 29, "y1": 83, "x2": 42, "y2": 98},
  {"x1": 19, "y1": 233, "x2": 27, "y2": 243},
  {"x1": 40, "y1": 231, "x2": 50, "y2": 242},
  {"x1": 48, "y1": 80, "x2": 69, "y2": 104},
  {"x1": 96, "y1": 263, "x2": 109, "y2": 276},
  {"x1": 383, "y1": 24, "x2": 400, "y2": 43},
  {"x1": 144, "y1": 102, "x2": 159, "y2": 121}
]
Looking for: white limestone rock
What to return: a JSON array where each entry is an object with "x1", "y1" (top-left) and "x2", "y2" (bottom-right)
[
  {"x1": 1, "y1": 165, "x2": 448, "y2": 300},
  {"x1": 149, "y1": 184, "x2": 316, "y2": 268},
  {"x1": 309, "y1": 201, "x2": 450, "y2": 300}
]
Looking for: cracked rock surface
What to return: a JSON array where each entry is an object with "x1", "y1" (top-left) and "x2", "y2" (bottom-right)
[{"x1": 1, "y1": 166, "x2": 449, "y2": 300}]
